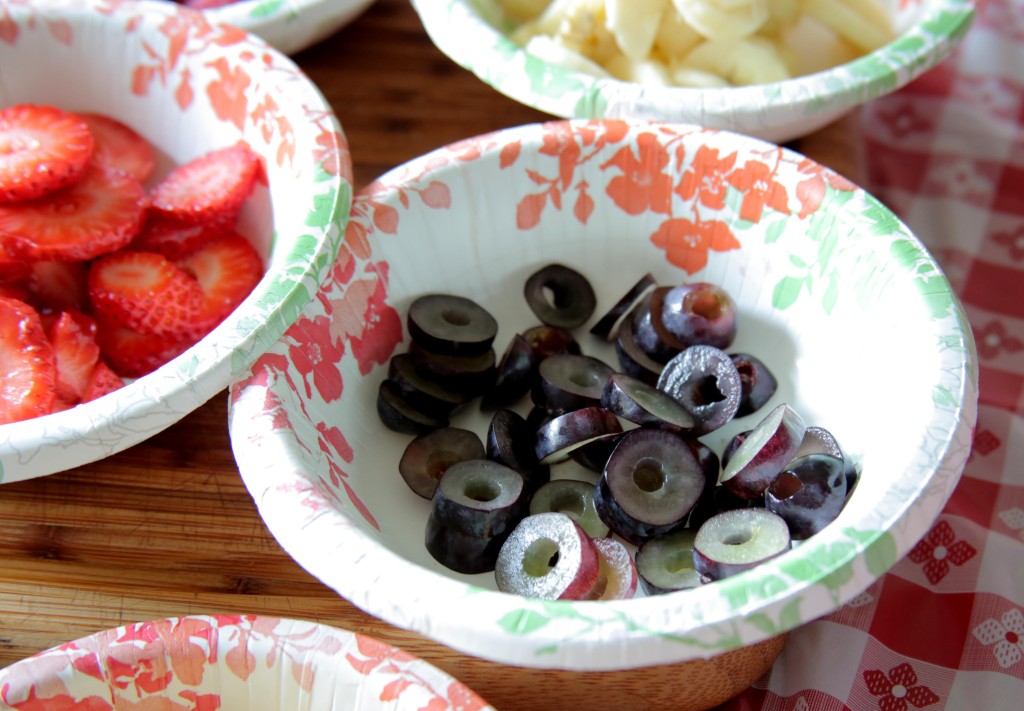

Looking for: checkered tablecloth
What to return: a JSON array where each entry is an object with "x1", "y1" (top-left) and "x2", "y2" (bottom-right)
[{"x1": 720, "y1": 1, "x2": 1024, "y2": 708}]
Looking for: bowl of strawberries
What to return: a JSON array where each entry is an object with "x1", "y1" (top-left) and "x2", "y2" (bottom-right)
[{"x1": 0, "y1": 0, "x2": 352, "y2": 483}]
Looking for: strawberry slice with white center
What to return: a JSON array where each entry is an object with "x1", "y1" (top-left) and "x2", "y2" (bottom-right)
[
  {"x1": 132, "y1": 209, "x2": 235, "y2": 260},
  {"x1": 0, "y1": 104, "x2": 94, "y2": 203},
  {"x1": 79, "y1": 112, "x2": 156, "y2": 183},
  {"x1": 0, "y1": 296, "x2": 57, "y2": 424},
  {"x1": 88, "y1": 250, "x2": 204, "y2": 338},
  {"x1": 46, "y1": 310, "x2": 101, "y2": 406},
  {"x1": 0, "y1": 164, "x2": 146, "y2": 262},
  {"x1": 176, "y1": 232, "x2": 264, "y2": 339},
  {"x1": 149, "y1": 144, "x2": 261, "y2": 225}
]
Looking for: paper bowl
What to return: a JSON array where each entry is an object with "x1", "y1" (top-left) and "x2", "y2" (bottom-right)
[
  {"x1": 0, "y1": 0, "x2": 351, "y2": 483},
  {"x1": 410, "y1": 0, "x2": 975, "y2": 143},
  {"x1": 205, "y1": 0, "x2": 377, "y2": 55},
  {"x1": 228, "y1": 121, "x2": 977, "y2": 678},
  {"x1": 0, "y1": 615, "x2": 494, "y2": 710}
]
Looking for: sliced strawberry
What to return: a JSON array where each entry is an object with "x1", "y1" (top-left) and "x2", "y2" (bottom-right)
[
  {"x1": 0, "y1": 164, "x2": 146, "y2": 262},
  {"x1": 0, "y1": 296, "x2": 57, "y2": 424},
  {"x1": 149, "y1": 144, "x2": 260, "y2": 225},
  {"x1": 0, "y1": 242, "x2": 29, "y2": 282},
  {"x1": 79, "y1": 112, "x2": 156, "y2": 183},
  {"x1": 87, "y1": 250, "x2": 204, "y2": 338},
  {"x1": 0, "y1": 280, "x2": 29, "y2": 301},
  {"x1": 176, "y1": 232, "x2": 263, "y2": 339},
  {"x1": 26, "y1": 260, "x2": 89, "y2": 312},
  {"x1": 82, "y1": 360, "x2": 125, "y2": 402},
  {"x1": 132, "y1": 210, "x2": 235, "y2": 260},
  {"x1": 0, "y1": 104, "x2": 94, "y2": 203},
  {"x1": 45, "y1": 310, "x2": 101, "y2": 405},
  {"x1": 95, "y1": 316, "x2": 191, "y2": 378}
]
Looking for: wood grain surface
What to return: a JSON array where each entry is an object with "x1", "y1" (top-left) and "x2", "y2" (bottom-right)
[{"x1": 0, "y1": 0, "x2": 865, "y2": 708}]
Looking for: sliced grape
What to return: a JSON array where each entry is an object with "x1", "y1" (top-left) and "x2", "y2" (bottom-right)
[
  {"x1": 495, "y1": 512, "x2": 599, "y2": 600},
  {"x1": 693, "y1": 508, "x2": 791, "y2": 581},
  {"x1": 399, "y1": 427, "x2": 485, "y2": 499},
  {"x1": 532, "y1": 353, "x2": 615, "y2": 415},
  {"x1": 431, "y1": 459, "x2": 527, "y2": 538},
  {"x1": 485, "y1": 409, "x2": 550, "y2": 494},
  {"x1": 480, "y1": 334, "x2": 537, "y2": 410},
  {"x1": 589, "y1": 273, "x2": 657, "y2": 341},
  {"x1": 635, "y1": 529, "x2": 707, "y2": 595},
  {"x1": 765, "y1": 453, "x2": 847, "y2": 539},
  {"x1": 534, "y1": 406, "x2": 623, "y2": 464},
  {"x1": 661, "y1": 282, "x2": 737, "y2": 350},
  {"x1": 720, "y1": 403, "x2": 807, "y2": 500},
  {"x1": 587, "y1": 537, "x2": 638, "y2": 600},
  {"x1": 522, "y1": 324, "x2": 581, "y2": 359},
  {"x1": 529, "y1": 479, "x2": 609, "y2": 538},
  {"x1": 657, "y1": 345, "x2": 742, "y2": 436},
  {"x1": 730, "y1": 352, "x2": 777, "y2": 417},
  {"x1": 407, "y1": 293, "x2": 498, "y2": 356},
  {"x1": 409, "y1": 342, "x2": 497, "y2": 397},
  {"x1": 615, "y1": 315, "x2": 663, "y2": 385},
  {"x1": 601, "y1": 371, "x2": 695, "y2": 431},
  {"x1": 388, "y1": 353, "x2": 468, "y2": 418},
  {"x1": 425, "y1": 516, "x2": 504, "y2": 574},
  {"x1": 523, "y1": 263, "x2": 596, "y2": 329},
  {"x1": 377, "y1": 380, "x2": 447, "y2": 435}
]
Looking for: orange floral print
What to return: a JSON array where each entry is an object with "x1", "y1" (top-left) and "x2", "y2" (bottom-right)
[
  {"x1": 602, "y1": 132, "x2": 674, "y2": 215},
  {"x1": 650, "y1": 218, "x2": 741, "y2": 274},
  {"x1": 675, "y1": 144, "x2": 738, "y2": 210},
  {"x1": 727, "y1": 158, "x2": 790, "y2": 223},
  {"x1": 206, "y1": 56, "x2": 250, "y2": 130}
]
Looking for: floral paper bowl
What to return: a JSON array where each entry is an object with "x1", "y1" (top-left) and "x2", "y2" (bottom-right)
[
  {"x1": 410, "y1": 0, "x2": 975, "y2": 143},
  {"x1": 204, "y1": 0, "x2": 377, "y2": 55},
  {"x1": 228, "y1": 121, "x2": 977, "y2": 699},
  {"x1": 0, "y1": 0, "x2": 351, "y2": 483},
  {"x1": 0, "y1": 615, "x2": 494, "y2": 710}
]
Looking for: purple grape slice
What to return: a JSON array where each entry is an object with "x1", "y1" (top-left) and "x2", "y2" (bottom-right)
[
  {"x1": 730, "y1": 352, "x2": 778, "y2": 417},
  {"x1": 388, "y1": 353, "x2": 468, "y2": 418},
  {"x1": 587, "y1": 537, "x2": 638, "y2": 600},
  {"x1": 720, "y1": 403, "x2": 807, "y2": 500},
  {"x1": 631, "y1": 288, "x2": 687, "y2": 364},
  {"x1": 656, "y1": 345, "x2": 742, "y2": 436},
  {"x1": 485, "y1": 409, "x2": 550, "y2": 495},
  {"x1": 523, "y1": 263, "x2": 597, "y2": 329},
  {"x1": 529, "y1": 479, "x2": 609, "y2": 538},
  {"x1": 409, "y1": 342, "x2": 497, "y2": 397},
  {"x1": 601, "y1": 372, "x2": 696, "y2": 431},
  {"x1": 589, "y1": 273, "x2": 657, "y2": 341},
  {"x1": 765, "y1": 453, "x2": 847, "y2": 539},
  {"x1": 522, "y1": 324, "x2": 581, "y2": 359},
  {"x1": 407, "y1": 293, "x2": 498, "y2": 356},
  {"x1": 660, "y1": 282, "x2": 737, "y2": 350},
  {"x1": 494, "y1": 512, "x2": 600, "y2": 600},
  {"x1": 534, "y1": 406, "x2": 623, "y2": 464},
  {"x1": 693, "y1": 508, "x2": 791, "y2": 581},
  {"x1": 377, "y1": 380, "x2": 448, "y2": 435},
  {"x1": 431, "y1": 459, "x2": 526, "y2": 538},
  {"x1": 532, "y1": 353, "x2": 615, "y2": 415},
  {"x1": 425, "y1": 516, "x2": 505, "y2": 574},
  {"x1": 595, "y1": 428, "x2": 706, "y2": 545},
  {"x1": 614, "y1": 316, "x2": 664, "y2": 385},
  {"x1": 635, "y1": 529, "x2": 707, "y2": 595},
  {"x1": 399, "y1": 427, "x2": 485, "y2": 499},
  {"x1": 480, "y1": 334, "x2": 538, "y2": 410}
]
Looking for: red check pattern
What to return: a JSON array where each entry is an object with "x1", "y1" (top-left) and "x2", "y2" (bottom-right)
[{"x1": 719, "y1": 1, "x2": 1024, "y2": 707}]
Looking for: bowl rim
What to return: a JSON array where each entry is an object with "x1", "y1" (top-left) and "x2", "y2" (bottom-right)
[
  {"x1": 204, "y1": 0, "x2": 378, "y2": 54},
  {"x1": 409, "y1": 0, "x2": 976, "y2": 137},
  {"x1": 228, "y1": 118, "x2": 978, "y2": 671},
  {"x1": 0, "y1": 614, "x2": 495, "y2": 709},
  {"x1": 0, "y1": 0, "x2": 352, "y2": 484}
]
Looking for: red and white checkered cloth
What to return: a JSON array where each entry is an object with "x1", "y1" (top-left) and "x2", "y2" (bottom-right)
[{"x1": 721, "y1": 1, "x2": 1024, "y2": 708}]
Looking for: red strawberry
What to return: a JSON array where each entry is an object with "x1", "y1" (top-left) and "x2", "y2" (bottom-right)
[
  {"x1": 0, "y1": 164, "x2": 146, "y2": 262},
  {"x1": 176, "y1": 232, "x2": 264, "y2": 339},
  {"x1": 82, "y1": 360, "x2": 125, "y2": 402},
  {"x1": 132, "y1": 210, "x2": 235, "y2": 260},
  {"x1": 149, "y1": 144, "x2": 260, "y2": 225},
  {"x1": 45, "y1": 310, "x2": 101, "y2": 405},
  {"x1": 88, "y1": 250, "x2": 204, "y2": 338},
  {"x1": 79, "y1": 112, "x2": 156, "y2": 183},
  {"x1": 0, "y1": 104, "x2": 94, "y2": 203},
  {"x1": 0, "y1": 296, "x2": 57, "y2": 424},
  {"x1": 0, "y1": 281, "x2": 29, "y2": 301},
  {"x1": 26, "y1": 260, "x2": 88, "y2": 312},
  {"x1": 95, "y1": 316, "x2": 191, "y2": 378}
]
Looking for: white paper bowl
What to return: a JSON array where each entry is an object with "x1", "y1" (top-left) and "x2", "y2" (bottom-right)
[
  {"x1": 228, "y1": 120, "x2": 977, "y2": 673},
  {"x1": 0, "y1": 0, "x2": 351, "y2": 483},
  {"x1": 0, "y1": 615, "x2": 494, "y2": 710},
  {"x1": 206, "y1": 0, "x2": 377, "y2": 55},
  {"x1": 410, "y1": 0, "x2": 975, "y2": 143}
]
